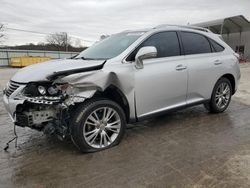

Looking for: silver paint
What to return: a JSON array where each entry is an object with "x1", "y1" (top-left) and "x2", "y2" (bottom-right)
[{"x1": 3, "y1": 25, "x2": 241, "y2": 125}]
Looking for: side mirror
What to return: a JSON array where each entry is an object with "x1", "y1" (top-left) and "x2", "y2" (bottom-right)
[{"x1": 135, "y1": 46, "x2": 157, "y2": 69}]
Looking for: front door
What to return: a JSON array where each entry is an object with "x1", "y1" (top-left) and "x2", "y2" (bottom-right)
[{"x1": 133, "y1": 31, "x2": 188, "y2": 119}]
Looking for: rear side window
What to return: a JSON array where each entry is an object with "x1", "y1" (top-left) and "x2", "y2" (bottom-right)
[
  {"x1": 126, "y1": 31, "x2": 180, "y2": 61},
  {"x1": 209, "y1": 39, "x2": 225, "y2": 52},
  {"x1": 181, "y1": 32, "x2": 212, "y2": 55}
]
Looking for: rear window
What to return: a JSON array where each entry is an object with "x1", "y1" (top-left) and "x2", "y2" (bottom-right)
[{"x1": 181, "y1": 32, "x2": 212, "y2": 55}]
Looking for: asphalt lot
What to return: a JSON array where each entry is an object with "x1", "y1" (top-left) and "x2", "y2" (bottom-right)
[{"x1": 0, "y1": 63, "x2": 250, "y2": 188}]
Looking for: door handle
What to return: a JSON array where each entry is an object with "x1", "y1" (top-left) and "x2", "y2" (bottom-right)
[
  {"x1": 214, "y1": 60, "x2": 222, "y2": 65},
  {"x1": 176, "y1": 64, "x2": 187, "y2": 71}
]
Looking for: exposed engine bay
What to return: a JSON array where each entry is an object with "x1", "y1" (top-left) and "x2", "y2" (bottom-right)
[{"x1": 14, "y1": 82, "x2": 77, "y2": 139}]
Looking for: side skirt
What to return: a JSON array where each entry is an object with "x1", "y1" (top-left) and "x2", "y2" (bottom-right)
[{"x1": 135, "y1": 99, "x2": 210, "y2": 122}]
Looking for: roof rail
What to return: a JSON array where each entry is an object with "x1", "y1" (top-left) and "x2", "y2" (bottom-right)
[{"x1": 154, "y1": 24, "x2": 212, "y2": 33}]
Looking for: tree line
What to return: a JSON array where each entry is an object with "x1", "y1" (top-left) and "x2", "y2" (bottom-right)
[
  {"x1": 0, "y1": 24, "x2": 111, "y2": 52},
  {"x1": 0, "y1": 24, "x2": 4, "y2": 41},
  {"x1": 0, "y1": 25, "x2": 87, "y2": 52}
]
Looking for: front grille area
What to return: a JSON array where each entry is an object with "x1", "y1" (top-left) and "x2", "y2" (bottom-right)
[
  {"x1": 15, "y1": 113, "x2": 29, "y2": 127},
  {"x1": 5, "y1": 81, "x2": 22, "y2": 97}
]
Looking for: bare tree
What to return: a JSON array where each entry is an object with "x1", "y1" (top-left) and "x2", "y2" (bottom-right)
[
  {"x1": 0, "y1": 24, "x2": 4, "y2": 42},
  {"x1": 46, "y1": 32, "x2": 71, "y2": 51},
  {"x1": 74, "y1": 38, "x2": 83, "y2": 48}
]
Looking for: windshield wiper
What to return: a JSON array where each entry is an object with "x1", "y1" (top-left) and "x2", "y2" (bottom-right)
[
  {"x1": 79, "y1": 56, "x2": 96, "y2": 60},
  {"x1": 81, "y1": 56, "x2": 87, "y2": 60},
  {"x1": 74, "y1": 56, "x2": 89, "y2": 60},
  {"x1": 77, "y1": 56, "x2": 108, "y2": 61}
]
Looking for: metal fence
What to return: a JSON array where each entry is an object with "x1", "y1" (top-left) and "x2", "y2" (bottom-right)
[{"x1": 0, "y1": 49, "x2": 79, "y2": 66}]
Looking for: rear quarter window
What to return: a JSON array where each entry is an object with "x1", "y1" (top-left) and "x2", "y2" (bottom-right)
[{"x1": 209, "y1": 39, "x2": 225, "y2": 52}]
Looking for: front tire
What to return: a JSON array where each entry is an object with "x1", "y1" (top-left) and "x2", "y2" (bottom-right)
[
  {"x1": 70, "y1": 99, "x2": 126, "y2": 153},
  {"x1": 204, "y1": 77, "x2": 232, "y2": 113}
]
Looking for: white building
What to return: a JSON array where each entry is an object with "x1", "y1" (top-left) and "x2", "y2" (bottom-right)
[{"x1": 195, "y1": 15, "x2": 250, "y2": 61}]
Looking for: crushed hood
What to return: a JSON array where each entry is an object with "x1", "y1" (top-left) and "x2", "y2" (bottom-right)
[{"x1": 11, "y1": 59, "x2": 105, "y2": 83}]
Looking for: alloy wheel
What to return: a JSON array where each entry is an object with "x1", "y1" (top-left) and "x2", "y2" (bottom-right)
[
  {"x1": 83, "y1": 107, "x2": 121, "y2": 149},
  {"x1": 215, "y1": 82, "x2": 231, "y2": 109}
]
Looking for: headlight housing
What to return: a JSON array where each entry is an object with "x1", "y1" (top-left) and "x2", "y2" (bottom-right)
[
  {"x1": 23, "y1": 82, "x2": 61, "y2": 97},
  {"x1": 47, "y1": 86, "x2": 59, "y2": 95}
]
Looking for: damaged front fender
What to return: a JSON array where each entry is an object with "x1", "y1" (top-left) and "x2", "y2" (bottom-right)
[
  {"x1": 10, "y1": 61, "x2": 136, "y2": 130},
  {"x1": 53, "y1": 63, "x2": 136, "y2": 120}
]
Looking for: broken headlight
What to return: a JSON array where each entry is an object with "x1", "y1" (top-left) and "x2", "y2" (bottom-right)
[
  {"x1": 47, "y1": 86, "x2": 59, "y2": 95},
  {"x1": 23, "y1": 82, "x2": 60, "y2": 96}
]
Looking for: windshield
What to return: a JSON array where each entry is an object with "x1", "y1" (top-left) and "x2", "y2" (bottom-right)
[{"x1": 75, "y1": 32, "x2": 144, "y2": 60}]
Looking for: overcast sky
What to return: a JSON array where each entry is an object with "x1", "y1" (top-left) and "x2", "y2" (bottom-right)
[{"x1": 0, "y1": 0, "x2": 250, "y2": 46}]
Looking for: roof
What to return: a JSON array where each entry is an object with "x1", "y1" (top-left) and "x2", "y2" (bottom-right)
[
  {"x1": 194, "y1": 15, "x2": 250, "y2": 34},
  {"x1": 154, "y1": 24, "x2": 212, "y2": 33},
  {"x1": 121, "y1": 25, "x2": 213, "y2": 36}
]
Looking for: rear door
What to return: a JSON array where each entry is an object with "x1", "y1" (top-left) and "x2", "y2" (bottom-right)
[{"x1": 180, "y1": 31, "x2": 225, "y2": 103}]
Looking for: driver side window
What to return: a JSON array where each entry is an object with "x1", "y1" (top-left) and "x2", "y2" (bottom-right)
[{"x1": 126, "y1": 31, "x2": 181, "y2": 61}]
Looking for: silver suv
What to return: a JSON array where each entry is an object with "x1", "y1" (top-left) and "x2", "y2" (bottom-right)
[{"x1": 3, "y1": 25, "x2": 241, "y2": 152}]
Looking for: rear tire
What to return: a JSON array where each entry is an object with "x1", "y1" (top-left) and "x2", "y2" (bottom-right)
[
  {"x1": 204, "y1": 77, "x2": 232, "y2": 113},
  {"x1": 70, "y1": 98, "x2": 126, "y2": 153}
]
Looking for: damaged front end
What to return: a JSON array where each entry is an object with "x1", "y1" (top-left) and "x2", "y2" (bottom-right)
[
  {"x1": 3, "y1": 59, "x2": 135, "y2": 142},
  {"x1": 6, "y1": 70, "x2": 102, "y2": 139},
  {"x1": 13, "y1": 81, "x2": 80, "y2": 139}
]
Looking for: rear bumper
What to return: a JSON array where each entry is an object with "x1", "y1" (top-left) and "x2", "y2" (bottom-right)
[{"x1": 233, "y1": 73, "x2": 240, "y2": 95}]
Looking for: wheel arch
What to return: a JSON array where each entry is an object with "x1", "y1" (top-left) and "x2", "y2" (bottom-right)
[
  {"x1": 93, "y1": 85, "x2": 130, "y2": 123},
  {"x1": 220, "y1": 74, "x2": 236, "y2": 95}
]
